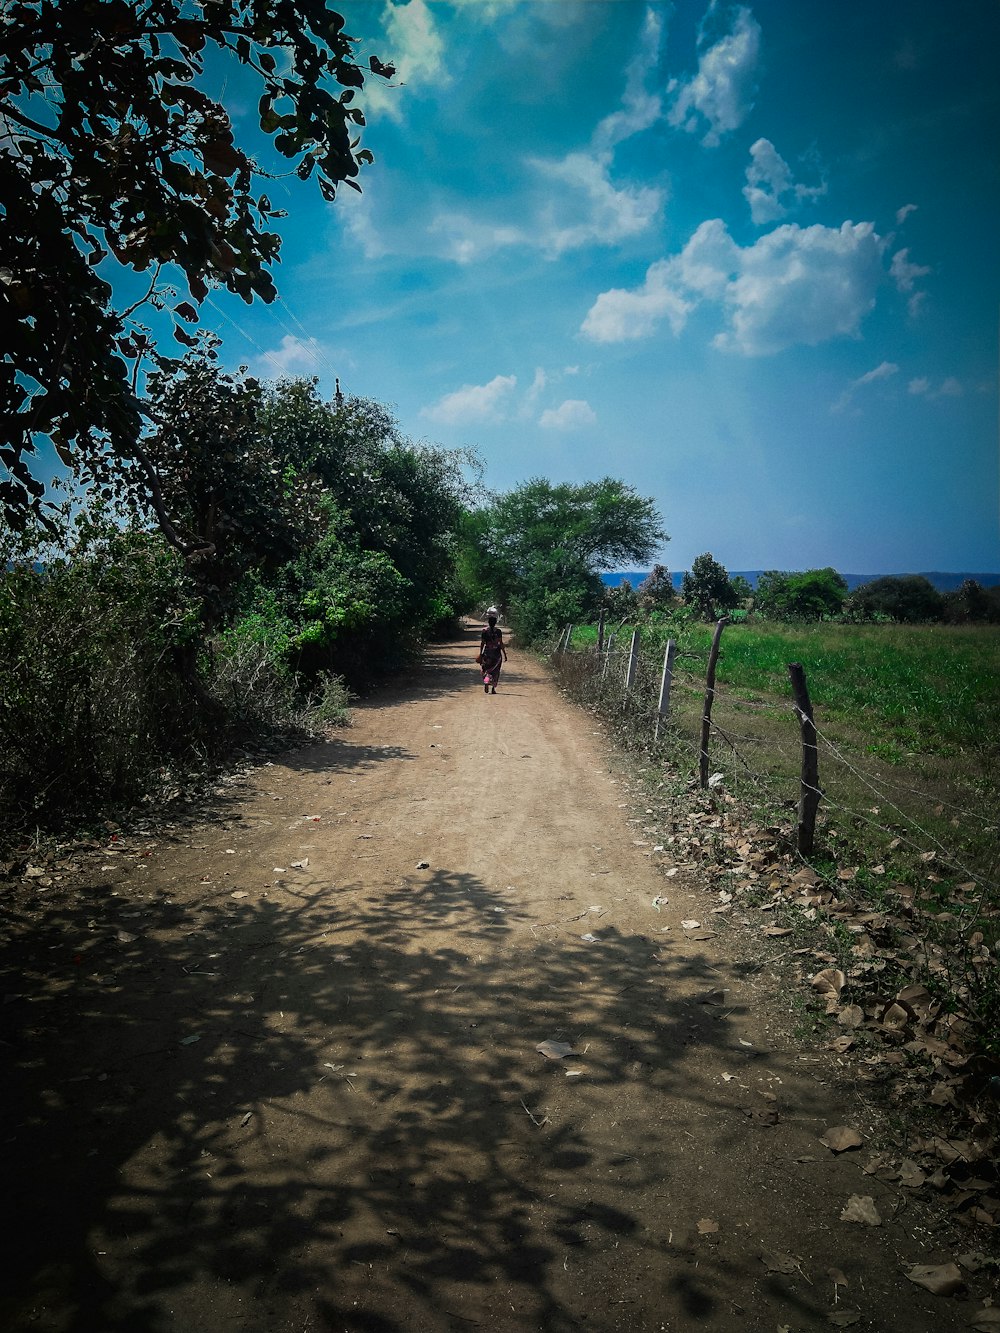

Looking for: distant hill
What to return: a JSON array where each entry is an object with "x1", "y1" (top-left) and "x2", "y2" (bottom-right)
[{"x1": 602, "y1": 570, "x2": 1000, "y2": 593}]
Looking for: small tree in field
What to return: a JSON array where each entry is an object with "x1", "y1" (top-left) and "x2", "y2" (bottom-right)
[
  {"x1": 681, "y1": 552, "x2": 739, "y2": 620},
  {"x1": 637, "y1": 563, "x2": 675, "y2": 612}
]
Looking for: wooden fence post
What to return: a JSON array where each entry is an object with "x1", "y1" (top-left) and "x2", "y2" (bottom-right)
[
  {"x1": 624, "y1": 628, "x2": 641, "y2": 695},
  {"x1": 788, "y1": 662, "x2": 821, "y2": 855},
  {"x1": 654, "y1": 638, "x2": 677, "y2": 742},
  {"x1": 699, "y1": 618, "x2": 730, "y2": 788},
  {"x1": 596, "y1": 609, "x2": 606, "y2": 654},
  {"x1": 564, "y1": 624, "x2": 574, "y2": 652}
]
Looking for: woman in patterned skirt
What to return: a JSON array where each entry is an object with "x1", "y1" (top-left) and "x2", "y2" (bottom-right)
[{"x1": 478, "y1": 607, "x2": 508, "y2": 694}]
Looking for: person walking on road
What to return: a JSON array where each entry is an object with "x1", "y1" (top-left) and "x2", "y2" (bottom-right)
[{"x1": 478, "y1": 607, "x2": 508, "y2": 694}]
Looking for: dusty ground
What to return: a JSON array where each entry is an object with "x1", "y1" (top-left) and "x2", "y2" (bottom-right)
[{"x1": 1, "y1": 625, "x2": 991, "y2": 1331}]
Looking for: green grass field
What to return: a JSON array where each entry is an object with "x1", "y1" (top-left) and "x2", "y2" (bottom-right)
[{"x1": 564, "y1": 617, "x2": 1000, "y2": 885}]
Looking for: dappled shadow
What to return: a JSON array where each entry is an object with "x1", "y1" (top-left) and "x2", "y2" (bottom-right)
[{"x1": 0, "y1": 837, "x2": 778, "y2": 1331}]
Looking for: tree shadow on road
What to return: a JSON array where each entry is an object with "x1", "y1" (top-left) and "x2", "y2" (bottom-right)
[{"x1": 2, "y1": 841, "x2": 841, "y2": 1332}]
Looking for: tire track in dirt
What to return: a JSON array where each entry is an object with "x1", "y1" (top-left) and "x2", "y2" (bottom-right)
[{"x1": 1, "y1": 625, "x2": 979, "y2": 1331}]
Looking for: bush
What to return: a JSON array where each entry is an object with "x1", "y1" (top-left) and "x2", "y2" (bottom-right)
[{"x1": 845, "y1": 575, "x2": 945, "y2": 624}]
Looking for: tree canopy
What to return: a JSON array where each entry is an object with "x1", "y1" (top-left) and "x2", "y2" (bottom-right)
[
  {"x1": 681, "y1": 552, "x2": 740, "y2": 620},
  {"x1": 462, "y1": 477, "x2": 666, "y2": 641},
  {"x1": 754, "y1": 567, "x2": 848, "y2": 621},
  {"x1": 1, "y1": 0, "x2": 392, "y2": 534}
]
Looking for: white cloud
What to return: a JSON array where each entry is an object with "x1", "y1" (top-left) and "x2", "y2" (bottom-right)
[
  {"x1": 363, "y1": 0, "x2": 447, "y2": 122},
  {"x1": 593, "y1": 6, "x2": 665, "y2": 155},
  {"x1": 910, "y1": 375, "x2": 963, "y2": 399},
  {"x1": 719, "y1": 222, "x2": 884, "y2": 354},
  {"x1": 428, "y1": 211, "x2": 527, "y2": 265},
  {"x1": 539, "y1": 399, "x2": 597, "y2": 430},
  {"x1": 254, "y1": 335, "x2": 324, "y2": 376},
  {"x1": 582, "y1": 218, "x2": 886, "y2": 355},
  {"x1": 668, "y1": 5, "x2": 762, "y2": 146},
  {"x1": 421, "y1": 374, "x2": 517, "y2": 425},
  {"x1": 831, "y1": 360, "x2": 898, "y2": 413},
  {"x1": 339, "y1": 187, "x2": 388, "y2": 260},
  {"x1": 581, "y1": 258, "x2": 693, "y2": 343},
  {"x1": 896, "y1": 203, "x2": 918, "y2": 225},
  {"x1": 530, "y1": 151, "x2": 664, "y2": 256},
  {"x1": 743, "y1": 138, "x2": 826, "y2": 225},
  {"x1": 890, "y1": 247, "x2": 931, "y2": 291},
  {"x1": 528, "y1": 6, "x2": 666, "y2": 255},
  {"x1": 521, "y1": 367, "x2": 548, "y2": 417}
]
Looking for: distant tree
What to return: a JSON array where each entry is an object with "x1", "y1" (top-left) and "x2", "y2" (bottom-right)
[
  {"x1": 637, "y1": 563, "x2": 675, "y2": 612},
  {"x1": 681, "y1": 552, "x2": 739, "y2": 620},
  {"x1": 601, "y1": 579, "x2": 639, "y2": 621},
  {"x1": 754, "y1": 567, "x2": 848, "y2": 620},
  {"x1": 846, "y1": 575, "x2": 945, "y2": 623},
  {"x1": 729, "y1": 574, "x2": 753, "y2": 606},
  {"x1": 943, "y1": 580, "x2": 1000, "y2": 624},
  {"x1": 469, "y1": 478, "x2": 666, "y2": 642},
  {"x1": 1, "y1": 0, "x2": 393, "y2": 538}
]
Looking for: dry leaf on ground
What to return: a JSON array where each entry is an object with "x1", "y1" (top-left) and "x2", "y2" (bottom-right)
[
  {"x1": 696, "y1": 1218, "x2": 719, "y2": 1235},
  {"x1": 820, "y1": 1126, "x2": 864, "y2": 1153},
  {"x1": 536, "y1": 1039, "x2": 575, "y2": 1060},
  {"x1": 840, "y1": 1195, "x2": 882, "y2": 1226},
  {"x1": 905, "y1": 1263, "x2": 964, "y2": 1296},
  {"x1": 969, "y1": 1308, "x2": 1000, "y2": 1331}
]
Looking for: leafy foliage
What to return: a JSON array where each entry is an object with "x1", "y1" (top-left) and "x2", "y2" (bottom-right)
[
  {"x1": 636, "y1": 563, "x2": 675, "y2": 612},
  {"x1": 1, "y1": 0, "x2": 391, "y2": 531},
  {"x1": 845, "y1": 575, "x2": 945, "y2": 624},
  {"x1": 680, "y1": 552, "x2": 740, "y2": 620},
  {"x1": 753, "y1": 567, "x2": 848, "y2": 621},
  {"x1": 463, "y1": 477, "x2": 666, "y2": 643}
]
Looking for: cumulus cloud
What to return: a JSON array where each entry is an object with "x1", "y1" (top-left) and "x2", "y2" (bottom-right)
[
  {"x1": 896, "y1": 203, "x2": 918, "y2": 225},
  {"x1": 583, "y1": 218, "x2": 886, "y2": 355},
  {"x1": 668, "y1": 5, "x2": 762, "y2": 146},
  {"x1": 421, "y1": 374, "x2": 517, "y2": 425},
  {"x1": 581, "y1": 259, "x2": 694, "y2": 343},
  {"x1": 831, "y1": 360, "x2": 898, "y2": 413},
  {"x1": 538, "y1": 399, "x2": 597, "y2": 430},
  {"x1": 363, "y1": 0, "x2": 447, "y2": 122},
  {"x1": 743, "y1": 138, "x2": 826, "y2": 225}
]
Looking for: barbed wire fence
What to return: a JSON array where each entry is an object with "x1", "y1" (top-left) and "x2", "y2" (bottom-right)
[{"x1": 549, "y1": 617, "x2": 1000, "y2": 1036}]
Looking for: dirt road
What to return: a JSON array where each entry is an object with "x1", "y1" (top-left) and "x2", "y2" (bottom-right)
[{"x1": 2, "y1": 627, "x2": 981, "y2": 1331}]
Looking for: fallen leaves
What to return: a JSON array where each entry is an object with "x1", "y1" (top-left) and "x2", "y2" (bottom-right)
[
  {"x1": 536, "y1": 1039, "x2": 575, "y2": 1061},
  {"x1": 904, "y1": 1262, "x2": 964, "y2": 1296},
  {"x1": 840, "y1": 1195, "x2": 882, "y2": 1226},
  {"x1": 820, "y1": 1125, "x2": 864, "y2": 1153}
]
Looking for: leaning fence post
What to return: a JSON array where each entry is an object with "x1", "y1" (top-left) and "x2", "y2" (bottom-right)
[
  {"x1": 624, "y1": 627, "x2": 641, "y2": 696},
  {"x1": 699, "y1": 618, "x2": 730, "y2": 788},
  {"x1": 564, "y1": 624, "x2": 574, "y2": 652},
  {"x1": 788, "y1": 662, "x2": 821, "y2": 855},
  {"x1": 654, "y1": 638, "x2": 677, "y2": 742},
  {"x1": 596, "y1": 609, "x2": 606, "y2": 654}
]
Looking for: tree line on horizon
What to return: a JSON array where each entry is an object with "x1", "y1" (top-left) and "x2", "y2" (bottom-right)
[{"x1": 602, "y1": 555, "x2": 1000, "y2": 627}]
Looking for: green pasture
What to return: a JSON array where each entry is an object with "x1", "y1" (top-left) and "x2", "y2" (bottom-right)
[{"x1": 573, "y1": 618, "x2": 1000, "y2": 762}]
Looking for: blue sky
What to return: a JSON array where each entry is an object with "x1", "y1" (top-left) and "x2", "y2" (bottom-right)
[{"x1": 202, "y1": 0, "x2": 998, "y2": 574}]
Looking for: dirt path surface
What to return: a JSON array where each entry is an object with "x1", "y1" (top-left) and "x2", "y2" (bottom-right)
[{"x1": 3, "y1": 627, "x2": 984, "y2": 1332}]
